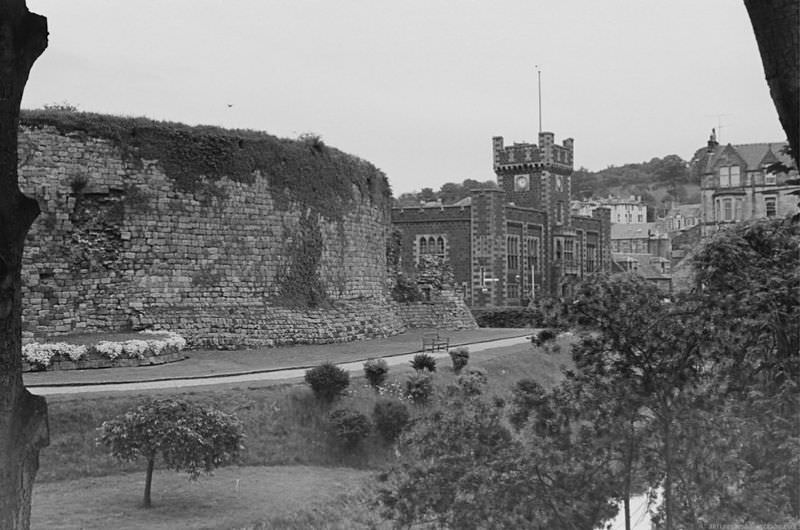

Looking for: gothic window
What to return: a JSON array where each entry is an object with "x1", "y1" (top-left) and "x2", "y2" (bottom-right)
[
  {"x1": 416, "y1": 234, "x2": 447, "y2": 263},
  {"x1": 555, "y1": 238, "x2": 563, "y2": 261}
]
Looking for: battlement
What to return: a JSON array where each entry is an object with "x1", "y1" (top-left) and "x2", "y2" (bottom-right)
[{"x1": 493, "y1": 133, "x2": 574, "y2": 174}]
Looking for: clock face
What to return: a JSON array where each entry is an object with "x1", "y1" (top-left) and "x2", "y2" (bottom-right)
[{"x1": 514, "y1": 174, "x2": 530, "y2": 191}]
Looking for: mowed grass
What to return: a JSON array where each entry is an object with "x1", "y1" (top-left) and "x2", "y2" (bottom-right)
[
  {"x1": 32, "y1": 335, "x2": 575, "y2": 529},
  {"x1": 39, "y1": 334, "x2": 575, "y2": 483},
  {"x1": 31, "y1": 466, "x2": 383, "y2": 530}
]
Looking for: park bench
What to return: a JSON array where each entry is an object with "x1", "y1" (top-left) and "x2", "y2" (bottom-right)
[{"x1": 421, "y1": 331, "x2": 450, "y2": 352}]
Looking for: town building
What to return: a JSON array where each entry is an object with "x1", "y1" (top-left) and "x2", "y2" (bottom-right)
[
  {"x1": 391, "y1": 132, "x2": 612, "y2": 308},
  {"x1": 661, "y1": 203, "x2": 701, "y2": 233},
  {"x1": 696, "y1": 134, "x2": 799, "y2": 237},
  {"x1": 610, "y1": 222, "x2": 672, "y2": 291},
  {"x1": 573, "y1": 195, "x2": 648, "y2": 224}
]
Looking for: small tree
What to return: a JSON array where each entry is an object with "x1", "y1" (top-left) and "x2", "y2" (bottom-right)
[
  {"x1": 98, "y1": 398, "x2": 244, "y2": 508},
  {"x1": 305, "y1": 362, "x2": 350, "y2": 404},
  {"x1": 410, "y1": 353, "x2": 436, "y2": 373},
  {"x1": 448, "y1": 346, "x2": 469, "y2": 374},
  {"x1": 363, "y1": 358, "x2": 389, "y2": 389}
]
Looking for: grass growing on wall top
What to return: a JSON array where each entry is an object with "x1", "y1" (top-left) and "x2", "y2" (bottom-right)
[{"x1": 20, "y1": 109, "x2": 392, "y2": 221}]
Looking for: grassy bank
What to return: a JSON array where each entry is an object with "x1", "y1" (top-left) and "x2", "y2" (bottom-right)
[{"x1": 39, "y1": 336, "x2": 574, "y2": 484}]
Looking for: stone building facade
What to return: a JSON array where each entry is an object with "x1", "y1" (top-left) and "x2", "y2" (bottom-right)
[
  {"x1": 573, "y1": 195, "x2": 648, "y2": 224},
  {"x1": 392, "y1": 132, "x2": 612, "y2": 308},
  {"x1": 696, "y1": 135, "x2": 799, "y2": 237}
]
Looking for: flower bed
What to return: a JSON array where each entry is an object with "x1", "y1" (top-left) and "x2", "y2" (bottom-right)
[{"x1": 22, "y1": 331, "x2": 187, "y2": 372}]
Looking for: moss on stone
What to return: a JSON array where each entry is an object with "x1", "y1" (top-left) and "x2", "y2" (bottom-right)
[{"x1": 20, "y1": 109, "x2": 392, "y2": 221}]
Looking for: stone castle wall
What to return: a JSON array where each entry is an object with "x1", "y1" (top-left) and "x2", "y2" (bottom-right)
[
  {"x1": 18, "y1": 121, "x2": 411, "y2": 347},
  {"x1": 391, "y1": 290, "x2": 478, "y2": 331}
]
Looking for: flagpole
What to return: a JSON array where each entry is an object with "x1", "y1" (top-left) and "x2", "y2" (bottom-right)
[{"x1": 536, "y1": 65, "x2": 542, "y2": 133}]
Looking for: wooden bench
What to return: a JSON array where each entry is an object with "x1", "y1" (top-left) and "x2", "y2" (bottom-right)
[{"x1": 421, "y1": 331, "x2": 450, "y2": 352}]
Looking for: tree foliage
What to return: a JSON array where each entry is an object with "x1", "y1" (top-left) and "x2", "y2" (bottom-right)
[
  {"x1": 98, "y1": 399, "x2": 243, "y2": 508},
  {"x1": 378, "y1": 382, "x2": 619, "y2": 529}
]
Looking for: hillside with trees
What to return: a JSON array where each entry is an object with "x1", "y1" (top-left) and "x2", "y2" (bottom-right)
[{"x1": 396, "y1": 155, "x2": 700, "y2": 219}]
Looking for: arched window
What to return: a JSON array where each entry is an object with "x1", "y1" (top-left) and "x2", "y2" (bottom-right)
[
  {"x1": 436, "y1": 236, "x2": 445, "y2": 256},
  {"x1": 419, "y1": 237, "x2": 427, "y2": 255}
]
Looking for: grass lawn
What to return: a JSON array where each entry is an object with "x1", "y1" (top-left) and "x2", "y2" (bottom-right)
[
  {"x1": 32, "y1": 335, "x2": 575, "y2": 527},
  {"x1": 31, "y1": 465, "x2": 381, "y2": 530},
  {"x1": 38, "y1": 335, "x2": 574, "y2": 483}
]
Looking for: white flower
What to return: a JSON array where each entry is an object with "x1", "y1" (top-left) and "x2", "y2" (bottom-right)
[{"x1": 23, "y1": 342, "x2": 87, "y2": 366}]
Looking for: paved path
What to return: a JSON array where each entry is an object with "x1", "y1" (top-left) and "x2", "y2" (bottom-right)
[{"x1": 27, "y1": 329, "x2": 532, "y2": 396}]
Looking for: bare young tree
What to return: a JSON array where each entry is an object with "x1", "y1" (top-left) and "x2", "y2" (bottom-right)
[{"x1": 0, "y1": 1, "x2": 48, "y2": 529}]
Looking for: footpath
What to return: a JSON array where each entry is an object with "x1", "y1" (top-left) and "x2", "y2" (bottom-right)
[{"x1": 25, "y1": 328, "x2": 532, "y2": 396}]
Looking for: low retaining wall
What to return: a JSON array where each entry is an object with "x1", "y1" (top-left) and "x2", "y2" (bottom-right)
[
  {"x1": 145, "y1": 300, "x2": 407, "y2": 349},
  {"x1": 23, "y1": 350, "x2": 186, "y2": 372}
]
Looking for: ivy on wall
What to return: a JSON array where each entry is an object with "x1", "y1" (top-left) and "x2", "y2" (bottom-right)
[
  {"x1": 21, "y1": 110, "x2": 394, "y2": 309},
  {"x1": 276, "y1": 211, "x2": 327, "y2": 307}
]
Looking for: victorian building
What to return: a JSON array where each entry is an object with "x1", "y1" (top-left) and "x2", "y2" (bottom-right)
[
  {"x1": 696, "y1": 134, "x2": 799, "y2": 237},
  {"x1": 391, "y1": 132, "x2": 612, "y2": 308}
]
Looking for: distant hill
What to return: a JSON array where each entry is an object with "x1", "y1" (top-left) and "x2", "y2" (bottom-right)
[
  {"x1": 395, "y1": 155, "x2": 700, "y2": 220},
  {"x1": 573, "y1": 155, "x2": 700, "y2": 219}
]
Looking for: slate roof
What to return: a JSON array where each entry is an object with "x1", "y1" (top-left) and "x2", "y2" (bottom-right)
[
  {"x1": 612, "y1": 253, "x2": 671, "y2": 280},
  {"x1": 667, "y1": 203, "x2": 701, "y2": 217},
  {"x1": 704, "y1": 142, "x2": 794, "y2": 173}
]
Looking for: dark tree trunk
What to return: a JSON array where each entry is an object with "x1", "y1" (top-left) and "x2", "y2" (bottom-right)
[
  {"x1": 744, "y1": 0, "x2": 800, "y2": 167},
  {"x1": 0, "y1": 2, "x2": 48, "y2": 529},
  {"x1": 143, "y1": 456, "x2": 155, "y2": 508}
]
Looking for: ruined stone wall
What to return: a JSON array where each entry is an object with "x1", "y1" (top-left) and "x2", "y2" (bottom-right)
[
  {"x1": 18, "y1": 117, "x2": 404, "y2": 347},
  {"x1": 390, "y1": 290, "x2": 478, "y2": 331}
]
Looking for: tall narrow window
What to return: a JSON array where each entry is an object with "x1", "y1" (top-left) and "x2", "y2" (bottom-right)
[
  {"x1": 419, "y1": 237, "x2": 427, "y2": 255},
  {"x1": 555, "y1": 238, "x2": 563, "y2": 261},
  {"x1": 722, "y1": 199, "x2": 733, "y2": 221},
  {"x1": 586, "y1": 244, "x2": 597, "y2": 272},
  {"x1": 765, "y1": 197, "x2": 777, "y2": 217},
  {"x1": 729, "y1": 166, "x2": 741, "y2": 187},
  {"x1": 526, "y1": 237, "x2": 540, "y2": 271},
  {"x1": 564, "y1": 239, "x2": 575, "y2": 267},
  {"x1": 719, "y1": 167, "x2": 731, "y2": 187},
  {"x1": 507, "y1": 235, "x2": 520, "y2": 270}
]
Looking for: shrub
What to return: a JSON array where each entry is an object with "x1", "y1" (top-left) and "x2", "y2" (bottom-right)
[
  {"x1": 305, "y1": 362, "x2": 350, "y2": 404},
  {"x1": 456, "y1": 369, "x2": 488, "y2": 397},
  {"x1": 508, "y1": 379, "x2": 548, "y2": 431},
  {"x1": 363, "y1": 358, "x2": 389, "y2": 389},
  {"x1": 391, "y1": 273, "x2": 423, "y2": 302},
  {"x1": 405, "y1": 373, "x2": 434, "y2": 405},
  {"x1": 98, "y1": 398, "x2": 243, "y2": 508},
  {"x1": 373, "y1": 399, "x2": 411, "y2": 442},
  {"x1": 448, "y1": 347, "x2": 469, "y2": 374},
  {"x1": 328, "y1": 408, "x2": 371, "y2": 450},
  {"x1": 410, "y1": 353, "x2": 437, "y2": 373},
  {"x1": 471, "y1": 307, "x2": 543, "y2": 328},
  {"x1": 532, "y1": 328, "x2": 558, "y2": 347}
]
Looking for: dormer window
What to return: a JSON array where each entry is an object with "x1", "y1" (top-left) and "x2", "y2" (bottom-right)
[
  {"x1": 719, "y1": 166, "x2": 741, "y2": 187},
  {"x1": 764, "y1": 171, "x2": 776, "y2": 185}
]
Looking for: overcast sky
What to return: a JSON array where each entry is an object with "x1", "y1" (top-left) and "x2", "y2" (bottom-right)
[{"x1": 23, "y1": 1, "x2": 785, "y2": 194}]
